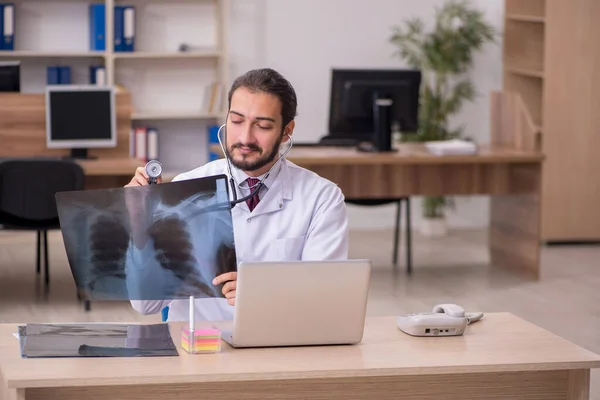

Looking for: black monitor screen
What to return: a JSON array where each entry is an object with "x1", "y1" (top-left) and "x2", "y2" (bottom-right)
[
  {"x1": 0, "y1": 63, "x2": 20, "y2": 92},
  {"x1": 328, "y1": 69, "x2": 421, "y2": 139},
  {"x1": 49, "y1": 90, "x2": 113, "y2": 141}
]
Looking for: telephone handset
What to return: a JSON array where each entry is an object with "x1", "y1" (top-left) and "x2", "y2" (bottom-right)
[{"x1": 396, "y1": 303, "x2": 483, "y2": 337}]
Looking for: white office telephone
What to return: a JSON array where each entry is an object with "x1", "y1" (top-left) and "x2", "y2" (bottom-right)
[{"x1": 396, "y1": 304, "x2": 483, "y2": 337}]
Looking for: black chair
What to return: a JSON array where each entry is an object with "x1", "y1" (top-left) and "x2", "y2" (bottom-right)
[
  {"x1": 0, "y1": 159, "x2": 85, "y2": 287},
  {"x1": 345, "y1": 198, "x2": 413, "y2": 274},
  {"x1": 315, "y1": 136, "x2": 414, "y2": 274}
]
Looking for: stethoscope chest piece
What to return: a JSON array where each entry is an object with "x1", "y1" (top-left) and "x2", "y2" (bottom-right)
[{"x1": 145, "y1": 160, "x2": 163, "y2": 185}]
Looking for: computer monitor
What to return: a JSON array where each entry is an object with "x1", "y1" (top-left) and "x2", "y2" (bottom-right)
[
  {"x1": 327, "y1": 69, "x2": 421, "y2": 152},
  {"x1": 0, "y1": 61, "x2": 20, "y2": 92},
  {"x1": 46, "y1": 85, "x2": 117, "y2": 159}
]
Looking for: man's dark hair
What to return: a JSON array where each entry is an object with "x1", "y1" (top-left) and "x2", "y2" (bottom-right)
[{"x1": 227, "y1": 68, "x2": 298, "y2": 130}]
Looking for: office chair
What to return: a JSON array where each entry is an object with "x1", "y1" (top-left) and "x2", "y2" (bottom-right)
[
  {"x1": 0, "y1": 158, "x2": 85, "y2": 289},
  {"x1": 344, "y1": 198, "x2": 412, "y2": 274},
  {"x1": 319, "y1": 137, "x2": 414, "y2": 274}
]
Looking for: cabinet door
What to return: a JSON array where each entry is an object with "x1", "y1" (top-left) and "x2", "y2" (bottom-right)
[{"x1": 542, "y1": 0, "x2": 600, "y2": 241}]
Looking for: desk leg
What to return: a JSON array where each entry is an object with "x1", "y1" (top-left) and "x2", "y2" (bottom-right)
[
  {"x1": 568, "y1": 369, "x2": 590, "y2": 400},
  {"x1": 1, "y1": 388, "x2": 25, "y2": 400},
  {"x1": 489, "y1": 164, "x2": 542, "y2": 278}
]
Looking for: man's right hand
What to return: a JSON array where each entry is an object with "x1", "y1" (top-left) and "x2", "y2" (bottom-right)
[{"x1": 125, "y1": 167, "x2": 162, "y2": 187}]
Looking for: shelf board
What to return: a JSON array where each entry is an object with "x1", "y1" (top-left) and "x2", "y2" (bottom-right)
[
  {"x1": 0, "y1": 50, "x2": 105, "y2": 58},
  {"x1": 506, "y1": 14, "x2": 545, "y2": 23},
  {"x1": 505, "y1": 66, "x2": 544, "y2": 79},
  {"x1": 131, "y1": 111, "x2": 226, "y2": 121},
  {"x1": 114, "y1": 51, "x2": 222, "y2": 60}
]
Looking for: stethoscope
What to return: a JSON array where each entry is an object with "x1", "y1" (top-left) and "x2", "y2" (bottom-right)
[{"x1": 216, "y1": 123, "x2": 294, "y2": 207}]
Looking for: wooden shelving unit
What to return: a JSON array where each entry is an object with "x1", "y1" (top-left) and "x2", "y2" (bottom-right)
[
  {"x1": 503, "y1": 0, "x2": 600, "y2": 242},
  {"x1": 131, "y1": 111, "x2": 226, "y2": 121},
  {"x1": 0, "y1": 51, "x2": 105, "y2": 59},
  {"x1": 0, "y1": 0, "x2": 230, "y2": 173},
  {"x1": 112, "y1": 50, "x2": 223, "y2": 60}
]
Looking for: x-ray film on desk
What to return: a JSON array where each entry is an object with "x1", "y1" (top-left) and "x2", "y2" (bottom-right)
[
  {"x1": 18, "y1": 323, "x2": 179, "y2": 358},
  {"x1": 55, "y1": 174, "x2": 236, "y2": 301}
]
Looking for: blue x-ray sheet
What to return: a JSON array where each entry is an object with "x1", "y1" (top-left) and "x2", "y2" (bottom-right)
[{"x1": 55, "y1": 174, "x2": 236, "y2": 301}]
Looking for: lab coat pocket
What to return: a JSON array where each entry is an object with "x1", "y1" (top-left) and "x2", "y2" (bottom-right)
[{"x1": 271, "y1": 236, "x2": 306, "y2": 261}]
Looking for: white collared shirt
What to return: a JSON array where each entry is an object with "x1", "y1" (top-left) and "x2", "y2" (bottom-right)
[{"x1": 130, "y1": 157, "x2": 349, "y2": 322}]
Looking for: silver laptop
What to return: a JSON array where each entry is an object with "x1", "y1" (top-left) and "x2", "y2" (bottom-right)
[{"x1": 220, "y1": 259, "x2": 371, "y2": 348}]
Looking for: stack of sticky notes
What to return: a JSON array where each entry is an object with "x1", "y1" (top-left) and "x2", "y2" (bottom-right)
[{"x1": 181, "y1": 328, "x2": 222, "y2": 354}]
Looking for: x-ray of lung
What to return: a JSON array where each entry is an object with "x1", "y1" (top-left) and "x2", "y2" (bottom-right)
[
  {"x1": 19, "y1": 323, "x2": 179, "y2": 358},
  {"x1": 55, "y1": 174, "x2": 236, "y2": 301}
]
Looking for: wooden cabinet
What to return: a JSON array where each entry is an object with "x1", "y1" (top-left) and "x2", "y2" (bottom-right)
[{"x1": 503, "y1": 0, "x2": 600, "y2": 242}]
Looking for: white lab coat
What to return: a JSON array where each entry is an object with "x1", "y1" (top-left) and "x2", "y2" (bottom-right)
[{"x1": 130, "y1": 157, "x2": 349, "y2": 322}]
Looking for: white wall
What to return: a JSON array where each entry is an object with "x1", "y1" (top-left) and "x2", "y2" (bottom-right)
[{"x1": 254, "y1": 0, "x2": 505, "y2": 230}]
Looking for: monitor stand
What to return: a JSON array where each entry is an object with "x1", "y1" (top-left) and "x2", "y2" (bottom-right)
[
  {"x1": 62, "y1": 148, "x2": 97, "y2": 160},
  {"x1": 356, "y1": 94, "x2": 398, "y2": 153}
]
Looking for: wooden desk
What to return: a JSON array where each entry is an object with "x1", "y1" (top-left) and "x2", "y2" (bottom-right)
[
  {"x1": 1, "y1": 314, "x2": 598, "y2": 400},
  {"x1": 76, "y1": 158, "x2": 143, "y2": 177},
  {"x1": 0, "y1": 91, "x2": 144, "y2": 190},
  {"x1": 75, "y1": 157, "x2": 144, "y2": 189},
  {"x1": 208, "y1": 141, "x2": 544, "y2": 277},
  {"x1": 271, "y1": 143, "x2": 542, "y2": 198}
]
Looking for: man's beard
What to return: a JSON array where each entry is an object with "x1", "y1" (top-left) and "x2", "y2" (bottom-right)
[{"x1": 225, "y1": 134, "x2": 283, "y2": 172}]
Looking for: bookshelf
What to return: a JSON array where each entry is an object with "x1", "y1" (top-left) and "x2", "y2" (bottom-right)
[
  {"x1": 502, "y1": 0, "x2": 600, "y2": 242},
  {"x1": 0, "y1": 0, "x2": 230, "y2": 176}
]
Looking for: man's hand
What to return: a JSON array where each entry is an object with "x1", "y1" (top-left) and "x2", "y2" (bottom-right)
[
  {"x1": 125, "y1": 167, "x2": 162, "y2": 187},
  {"x1": 213, "y1": 272, "x2": 237, "y2": 306}
]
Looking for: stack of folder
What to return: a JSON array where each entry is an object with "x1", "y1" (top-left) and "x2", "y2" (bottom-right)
[
  {"x1": 90, "y1": 3, "x2": 135, "y2": 52},
  {"x1": 208, "y1": 124, "x2": 220, "y2": 161},
  {"x1": 0, "y1": 3, "x2": 14, "y2": 50},
  {"x1": 90, "y1": 65, "x2": 106, "y2": 85},
  {"x1": 132, "y1": 126, "x2": 159, "y2": 162},
  {"x1": 47, "y1": 66, "x2": 71, "y2": 85}
]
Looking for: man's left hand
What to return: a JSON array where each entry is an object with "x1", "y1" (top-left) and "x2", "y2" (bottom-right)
[{"x1": 213, "y1": 272, "x2": 237, "y2": 306}]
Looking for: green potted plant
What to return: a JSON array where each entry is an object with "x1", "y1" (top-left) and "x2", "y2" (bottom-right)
[{"x1": 389, "y1": 0, "x2": 496, "y2": 236}]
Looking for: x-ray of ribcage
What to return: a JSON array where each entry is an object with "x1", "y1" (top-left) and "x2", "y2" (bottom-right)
[{"x1": 55, "y1": 175, "x2": 236, "y2": 301}]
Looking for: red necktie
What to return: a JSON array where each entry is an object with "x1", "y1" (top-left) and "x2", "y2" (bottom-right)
[{"x1": 245, "y1": 178, "x2": 260, "y2": 212}]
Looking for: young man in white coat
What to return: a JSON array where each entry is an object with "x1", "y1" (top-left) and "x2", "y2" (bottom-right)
[{"x1": 126, "y1": 68, "x2": 349, "y2": 322}]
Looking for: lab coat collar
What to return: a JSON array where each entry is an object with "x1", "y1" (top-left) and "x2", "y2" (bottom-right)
[{"x1": 226, "y1": 157, "x2": 292, "y2": 216}]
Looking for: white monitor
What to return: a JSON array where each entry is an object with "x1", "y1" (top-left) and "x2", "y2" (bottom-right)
[{"x1": 46, "y1": 85, "x2": 117, "y2": 159}]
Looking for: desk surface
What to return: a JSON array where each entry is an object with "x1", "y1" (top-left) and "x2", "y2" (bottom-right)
[
  {"x1": 74, "y1": 144, "x2": 543, "y2": 179},
  {"x1": 1, "y1": 314, "x2": 598, "y2": 390},
  {"x1": 76, "y1": 158, "x2": 144, "y2": 176},
  {"x1": 214, "y1": 143, "x2": 544, "y2": 165}
]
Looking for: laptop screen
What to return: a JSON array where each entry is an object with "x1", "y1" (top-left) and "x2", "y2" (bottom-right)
[{"x1": 55, "y1": 174, "x2": 236, "y2": 301}]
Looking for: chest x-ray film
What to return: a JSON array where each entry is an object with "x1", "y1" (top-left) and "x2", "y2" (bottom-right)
[{"x1": 55, "y1": 174, "x2": 236, "y2": 301}]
